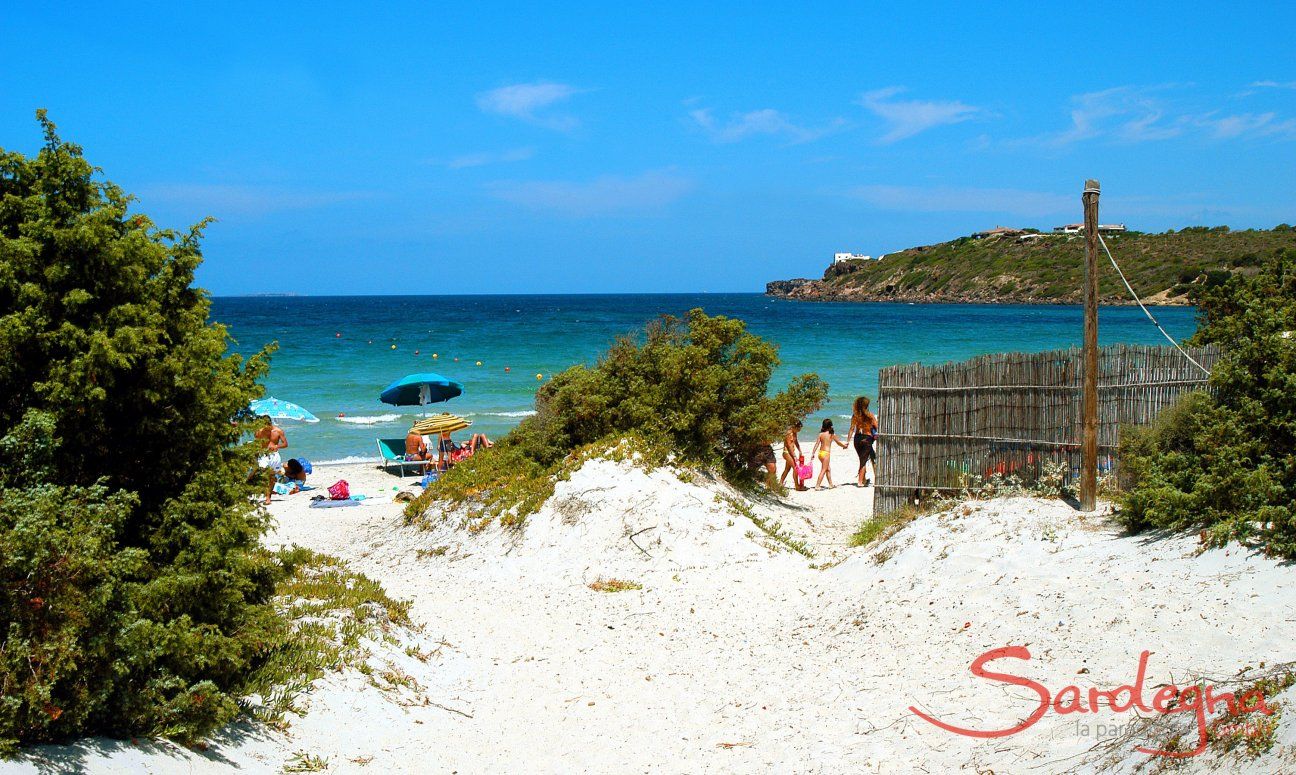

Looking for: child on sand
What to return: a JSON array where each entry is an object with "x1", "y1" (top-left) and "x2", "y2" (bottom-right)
[
  {"x1": 779, "y1": 420, "x2": 807, "y2": 491},
  {"x1": 810, "y1": 419, "x2": 848, "y2": 490}
]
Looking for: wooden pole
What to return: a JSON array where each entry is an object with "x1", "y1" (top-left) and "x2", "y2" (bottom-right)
[{"x1": 1080, "y1": 179, "x2": 1100, "y2": 511}]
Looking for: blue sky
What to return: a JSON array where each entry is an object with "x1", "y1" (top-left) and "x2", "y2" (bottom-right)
[{"x1": 3, "y1": 2, "x2": 1294, "y2": 295}]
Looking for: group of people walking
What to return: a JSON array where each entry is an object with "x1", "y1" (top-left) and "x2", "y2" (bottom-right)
[{"x1": 777, "y1": 396, "x2": 878, "y2": 491}]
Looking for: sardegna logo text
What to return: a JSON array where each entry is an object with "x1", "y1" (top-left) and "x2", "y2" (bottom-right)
[{"x1": 909, "y1": 646, "x2": 1273, "y2": 758}]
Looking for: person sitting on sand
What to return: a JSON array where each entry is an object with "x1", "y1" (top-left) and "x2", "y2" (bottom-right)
[
  {"x1": 809, "y1": 418, "x2": 848, "y2": 490},
  {"x1": 847, "y1": 396, "x2": 879, "y2": 487},
  {"x1": 779, "y1": 420, "x2": 807, "y2": 491},
  {"x1": 265, "y1": 457, "x2": 308, "y2": 504}
]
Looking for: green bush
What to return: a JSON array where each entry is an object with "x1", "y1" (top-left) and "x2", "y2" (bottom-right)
[
  {"x1": 407, "y1": 310, "x2": 828, "y2": 526},
  {"x1": 1118, "y1": 249, "x2": 1296, "y2": 556},
  {"x1": 0, "y1": 113, "x2": 279, "y2": 751}
]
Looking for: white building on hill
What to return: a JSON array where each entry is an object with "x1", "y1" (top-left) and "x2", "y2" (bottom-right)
[{"x1": 834, "y1": 252, "x2": 874, "y2": 264}]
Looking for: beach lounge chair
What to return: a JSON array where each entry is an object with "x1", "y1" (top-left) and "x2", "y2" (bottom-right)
[{"x1": 376, "y1": 438, "x2": 428, "y2": 477}]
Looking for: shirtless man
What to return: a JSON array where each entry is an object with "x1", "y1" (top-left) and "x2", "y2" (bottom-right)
[
  {"x1": 779, "y1": 420, "x2": 807, "y2": 491},
  {"x1": 254, "y1": 416, "x2": 288, "y2": 470}
]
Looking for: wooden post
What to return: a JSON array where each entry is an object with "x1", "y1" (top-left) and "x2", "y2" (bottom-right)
[{"x1": 1080, "y1": 179, "x2": 1100, "y2": 511}]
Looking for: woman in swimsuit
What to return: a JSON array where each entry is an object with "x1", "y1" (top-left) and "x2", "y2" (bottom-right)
[
  {"x1": 809, "y1": 418, "x2": 848, "y2": 490},
  {"x1": 847, "y1": 396, "x2": 879, "y2": 487}
]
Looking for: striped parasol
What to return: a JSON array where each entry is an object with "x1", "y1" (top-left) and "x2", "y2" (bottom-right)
[{"x1": 410, "y1": 413, "x2": 472, "y2": 436}]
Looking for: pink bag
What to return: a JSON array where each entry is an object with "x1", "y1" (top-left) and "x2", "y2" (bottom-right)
[
  {"x1": 796, "y1": 456, "x2": 813, "y2": 480},
  {"x1": 328, "y1": 479, "x2": 350, "y2": 500}
]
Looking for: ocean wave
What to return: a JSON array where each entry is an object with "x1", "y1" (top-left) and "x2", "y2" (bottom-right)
[
  {"x1": 467, "y1": 410, "x2": 537, "y2": 418},
  {"x1": 335, "y1": 414, "x2": 402, "y2": 425},
  {"x1": 313, "y1": 455, "x2": 377, "y2": 465}
]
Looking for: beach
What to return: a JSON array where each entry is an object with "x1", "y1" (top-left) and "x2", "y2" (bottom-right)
[{"x1": 15, "y1": 442, "x2": 1295, "y2": 774}]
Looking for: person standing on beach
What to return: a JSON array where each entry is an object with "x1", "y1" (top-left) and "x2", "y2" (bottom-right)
[
  {"x1": 254, "y1": 415, "x2": 288, "y2": 469},
  {"x1": 848, "y1": 396, "x2": 879, "y2": 487},
  {"x1": 810, "y1": 419, "x2": 848, "y2": 490},
  {"x1": 779, "y1": 420, "x2": 807, "y2": 491}
]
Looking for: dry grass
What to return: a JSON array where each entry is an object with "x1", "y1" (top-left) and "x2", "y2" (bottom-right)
[{"x1": 588, "y1": 578, "x2": 643, "y2": 593}]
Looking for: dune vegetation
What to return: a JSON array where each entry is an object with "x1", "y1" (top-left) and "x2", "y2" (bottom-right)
[
  {"x1": 405, "y1": 309, "x2": 829, "y2": 529},
  {"x1": 0, "y1": 114, "x2": 403, "y2": 754},
  {"x1": 1118, "y1": 248, "x2": 1296, "y2": 557}
]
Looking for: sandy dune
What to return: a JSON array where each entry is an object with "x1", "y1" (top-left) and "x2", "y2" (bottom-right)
[{"x1": 8, "y1": 443, "x2": 1296, "y2": 774}]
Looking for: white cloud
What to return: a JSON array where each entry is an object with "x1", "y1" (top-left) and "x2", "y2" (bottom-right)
[
  {"x1": 444, "y1": 147, "x2": 536, "y2": 169},
  {"x1": 1195, "y1": 112, "x2": 1296, "y2": 139},
  {"x1": 849, "y1": 184, "x2": 1072, "y2": 217},
  {"x1": 688, "y1": 108, "x2": 846, "y2": 144},
  {"x1": 857, "y1": 87, "x2": 981, "y2": 143},
  {"x1": 487, "y1": 170, "x2": 693, "y2": 216},
  {"x1": 1028, "y1": 85, "x2": 1296, "y2": 146},
  {"x1": 475, "y1": 82, "x2": 583, "y2": 130},
  {"x1": 1039, "y1": 87, "x2": 1185, "y2": 146},
  {"x1": 1251, "y1": 80, "x2": 1296, "y2": 90},
  {"x1": 139, "y1": 183, "x2": 374, "y2": 215}
]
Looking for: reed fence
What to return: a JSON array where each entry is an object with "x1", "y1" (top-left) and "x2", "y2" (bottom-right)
[{"x1": 873, "y1": 343, "x2": 1221, "y2": 515}]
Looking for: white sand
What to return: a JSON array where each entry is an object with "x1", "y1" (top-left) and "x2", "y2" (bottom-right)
[{"x1": 8, "y1": 441, "x2": 1296, "y2": 774}]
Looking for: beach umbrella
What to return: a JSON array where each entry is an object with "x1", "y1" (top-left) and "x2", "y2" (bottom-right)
[
  {"x1": 379, "y1": 372, "x2": 464, "y2": 407},
  {"x1": 249, "y1": 397, "x2": 320, "y2": 423},
  {"x1": 410, "y1": 413, "x2": 472, "y2": 436}
]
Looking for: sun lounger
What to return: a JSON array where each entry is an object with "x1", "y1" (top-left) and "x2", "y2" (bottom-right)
[{"x1": 376, "y1": 438, "x2": 428, "y2": 477}]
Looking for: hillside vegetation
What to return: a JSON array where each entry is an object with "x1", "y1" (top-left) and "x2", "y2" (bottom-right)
[{"x1": 767, "y1": 226, "x2": 1296, "y2": 304}]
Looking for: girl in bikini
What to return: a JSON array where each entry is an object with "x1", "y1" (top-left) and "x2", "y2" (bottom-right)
[{"x1": 810, "y1": 418, "x2": 848, "y2": 490}]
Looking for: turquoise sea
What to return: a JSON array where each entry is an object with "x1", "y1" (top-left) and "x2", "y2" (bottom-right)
[{"x1": 212, "y1": 295, "x2": 1199, "y2": 463}]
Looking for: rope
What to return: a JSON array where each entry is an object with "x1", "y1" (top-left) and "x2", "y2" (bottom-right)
[{"x1": 1097, "y1": 232, "x2": 1211, "y2": 376}]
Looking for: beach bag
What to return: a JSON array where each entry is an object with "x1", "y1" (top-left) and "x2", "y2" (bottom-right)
[
  {"x1": 796, "y1": 456, "x2": 813, "y2": 480},
  {"x1": 328, "y1": 479, "x2": 350, "y2": 500}
]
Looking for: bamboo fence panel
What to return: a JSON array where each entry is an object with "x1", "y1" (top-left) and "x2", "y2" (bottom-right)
[{"x1": 874, "y1": 344, "x2": 1221, "y2": 515}]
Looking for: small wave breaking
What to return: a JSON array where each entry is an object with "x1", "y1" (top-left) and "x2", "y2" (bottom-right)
[
  {"x1": 335, "y1": 414, "x2": 402, "y2": 425},
  {"x1": 466, "y1": 410, "x2": 537, "y2": 418},
  {"x1": 313, "y1": 455, "x2": 379, "y2": 465}
]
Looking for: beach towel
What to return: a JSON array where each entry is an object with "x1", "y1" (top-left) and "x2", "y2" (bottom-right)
[{"x1": 309, "y1": 498, "x2": 361, "y2": 508}]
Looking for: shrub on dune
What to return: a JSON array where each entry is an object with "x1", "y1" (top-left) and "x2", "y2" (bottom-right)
[
  {"x1": 1119, "y1": 249, "x2": 1296, "y2": 556},
  {"x1": 0, "y1": 113, "x2": 279, "y2": 751},
  {"x1": 408, "y1": 309, "x2": 828, "y2": 527}
]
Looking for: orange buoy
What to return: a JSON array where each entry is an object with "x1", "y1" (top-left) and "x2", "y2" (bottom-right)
[
  {"x1": 505, "y1": 366, "x2": 511, "y2": 372},
  {"x1": 536, "y1": 373, "x2": 543, "y2": 380}
]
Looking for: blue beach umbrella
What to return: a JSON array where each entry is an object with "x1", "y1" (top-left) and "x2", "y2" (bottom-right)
[
  {"x1": 250, "y1": 397, "x2": 320, "y2": 423},
  {"x1": 379, "y1": 372, "x2": 464, "y2": 407}
]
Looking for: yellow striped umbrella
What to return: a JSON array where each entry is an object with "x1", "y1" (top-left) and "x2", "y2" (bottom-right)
[{"x1": 410, "y1": 413, "x2": 472, "y2": 436}]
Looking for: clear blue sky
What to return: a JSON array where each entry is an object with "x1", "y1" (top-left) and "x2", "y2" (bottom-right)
[{"x1": 3, "y1": 2, "x2": 1294, "y2": 295}]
